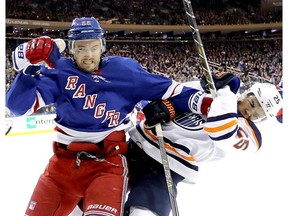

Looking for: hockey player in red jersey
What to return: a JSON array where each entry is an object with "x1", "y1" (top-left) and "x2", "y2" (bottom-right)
[
  {"x1": 6, "y1": 17, "x2": 203, "y2": 216},
  {"x1": 124, "y1": 72, "x2": 283, "y2": 216}
]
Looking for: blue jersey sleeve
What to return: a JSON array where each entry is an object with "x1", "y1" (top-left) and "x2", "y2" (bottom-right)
[
  {"x1": 115, "y1": 57, "x2": 198, "y2": 113},
  {"x1": 6, "y1": 66, "x2": 60, "y2": 116},
  {"x1": 169, "y1": 86, "x2": 198, "y2": 112}
]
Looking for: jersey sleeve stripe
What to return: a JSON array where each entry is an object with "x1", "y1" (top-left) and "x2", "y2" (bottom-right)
[
  {"x1": 136, "y1": 126, "x2": 199, "y2": 172},
  {"x1": 162, "y1": 82, "x2": 183, "y2": 99},
  {"x1": 143, "y1": 127, "x2": 196, "y2": 161},
  {"x1": 208, "y1": 126, "x2": 238, "y2": 141},
  {"x1": 204, "y1": 119, "x2": 238, "y2": 133},
  {"x1": 207, "y1": 113, "x2": 238, "y2": 122}
]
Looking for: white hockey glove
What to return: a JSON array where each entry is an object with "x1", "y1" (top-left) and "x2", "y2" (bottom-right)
[
  {"x1": 189, "y1": 91, "x2": 213, "y2": 115},
  {"x1": 208, "y1": 85, "x2": 237, "y2": 117},
  {"x1": 12, "y1": 38, "x2": 66, "y2": 72}
]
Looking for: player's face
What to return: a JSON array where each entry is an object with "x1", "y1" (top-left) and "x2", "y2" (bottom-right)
[
  {"x1": 73, "y1": 39, "x2": 102, "y2": 73},
  {"x1": 237, "y1": 93, "x2": 266, "y2": 121}
]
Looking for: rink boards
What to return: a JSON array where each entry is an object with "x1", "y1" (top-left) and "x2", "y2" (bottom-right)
[{"x1": 5, "y1": 114, "x2": 56, "y2": 136}]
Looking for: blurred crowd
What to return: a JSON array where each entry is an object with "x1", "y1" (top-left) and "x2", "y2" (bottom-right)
[
  {"x1": 6, "y1": 39, "x2": 282, "y2": 91},
  {"x1": 5, "y1": 38, "x2": 282, "y2": 117},
  {"x1": 6, "y1": 0, "x2": 281, "y2": 25},
  {"x1": 5, "y1": 0, "x2": 282, "y2": 117}
]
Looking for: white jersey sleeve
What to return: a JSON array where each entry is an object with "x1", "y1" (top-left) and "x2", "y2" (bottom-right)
[
  {"x1": 204, "y1": 86, "x2": 262, "y2": 153},
  {"x1": 128, "y1": 112, "x2": 226, "y2": 183},
  {"x1": 128, "y1": 84, "x2": 262, "y2": 183}
]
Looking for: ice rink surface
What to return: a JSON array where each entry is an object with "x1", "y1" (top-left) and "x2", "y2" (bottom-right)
[{"x1": 1, "y1": 118, "x2": 287, "y2": 216}]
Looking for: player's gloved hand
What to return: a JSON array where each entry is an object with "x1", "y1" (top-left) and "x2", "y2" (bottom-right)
[
  {"x1": 207, "y1": 85, "x2": 238, "y2": 117},
  {"x1": 143, "y1": 100, "x2": 176, "y2": 127},
  {"x1": 200, "y1": 71, "x2": 240, "y2": 94},
  {"x1": 189, "y1": 91, "x2": 213, "y2": 115},
  {"x1": 12, "y1": 38, "x2": 65, "y2": 72},
  {"x1": 25, "y1": 36, "x2": 61, "y2": 68},
  {"x1": 12, "y1": 42, "x2": 31, "y2": 71}
]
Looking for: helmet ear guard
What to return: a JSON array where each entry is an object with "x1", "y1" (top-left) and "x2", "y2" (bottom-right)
[
  {"x1": 67, "y1": 17, "x2": 106, "y2": 54},
  {"x1": 100, "y1": 38, "x2": 106, "y2": 53}
]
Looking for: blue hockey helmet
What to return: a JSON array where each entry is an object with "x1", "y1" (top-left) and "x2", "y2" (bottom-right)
[{"x1": 68, "y1": 17, "x2": 106, "y2": 53}]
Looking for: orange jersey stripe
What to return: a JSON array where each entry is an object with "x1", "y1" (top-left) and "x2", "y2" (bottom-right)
[
  {"x1": 144, "y1": 127, "x2": 196, "y2": 161},
  {"x1": 204, "y1": 119, "x2": 238, "y2": 133}
]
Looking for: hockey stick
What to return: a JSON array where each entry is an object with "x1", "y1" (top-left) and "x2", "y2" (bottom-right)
[
  {"x1": 153, "y1": 3, "x2": 217, "y2": 215},
  {"x1": 182, "y1": 0, "x2": 217, "y2": 98},
  {"x1": 5, "y1": 126, "x2": 12, "y2": 136},
  {"x1": 155, "y1": 123, "x2": 179, "y2": 216}
]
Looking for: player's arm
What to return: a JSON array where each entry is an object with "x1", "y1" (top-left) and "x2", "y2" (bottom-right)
[
  {"x1": 142, "y1": 71, "x2": 240, "y2": 127},
  {"x1": 6, "y1": 37, "x2": 61, "y2": 116},
  {"x1": 12, "y1": 36, "x2": 62, "y2": 71},
  {"x1": 204, "y1": 86, "x2": 262, "y2": 153}
]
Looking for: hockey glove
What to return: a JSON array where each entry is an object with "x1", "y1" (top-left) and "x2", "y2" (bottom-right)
[
  {"x1": 189, "y1": 91, "x2": 213, "y2": 115},
  {"x1": 25, "y1": 36, "x2": 61, "y2": 68},
  {"x1": 200, "y1": 71, "x2": 240, "y2": 94},
  {"x1": 13, "y1": 38, "x2": 65, "y2": 71},
  {"x1": 12, "y1": 42, "x2": 31, "y2": 71},
  {"x1": 143, "y1": 100, "x2": 176, "y2": 127}
]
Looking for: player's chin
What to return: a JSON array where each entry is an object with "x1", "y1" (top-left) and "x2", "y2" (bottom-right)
[{"x1": 79, "y1": 64, "x2": 98, "y2": 73}]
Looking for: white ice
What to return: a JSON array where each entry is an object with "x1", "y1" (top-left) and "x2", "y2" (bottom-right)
[{"x1": 1, "y1": 118, "x2": 287, "y2": 216}]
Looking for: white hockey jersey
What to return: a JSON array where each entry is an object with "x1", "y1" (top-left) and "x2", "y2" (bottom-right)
[{"x1": 128, "y1": 84, "x2": 262, "y2": 183}]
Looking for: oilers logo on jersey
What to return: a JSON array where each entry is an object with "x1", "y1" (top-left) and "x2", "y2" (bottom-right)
[{"x1": 173, "y1": 112, "x2": 206, "y2": 130}]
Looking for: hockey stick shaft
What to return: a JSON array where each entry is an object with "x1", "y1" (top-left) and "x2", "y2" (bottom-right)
[
  {"x1": 155, "y1": 123, "x2": 180, "y2": 216},
  {"x1": 182, "y1": 0, "x2": 217, "y2": 98},
  {"x1": 5, "y1": 126, "x2": 12, "y2": 136}
]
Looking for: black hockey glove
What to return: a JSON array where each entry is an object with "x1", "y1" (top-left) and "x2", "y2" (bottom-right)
[
  {"x1": 200, "y1": 71, "x2": 240, "y2": 94},
  {"x1": 142, "y1": 100, "x2": 176, "y2": 127}
]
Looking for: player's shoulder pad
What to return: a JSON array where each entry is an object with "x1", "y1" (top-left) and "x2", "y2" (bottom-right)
[
  {"x1": 51, "y1": 56, "x2": 73, "y2": 69},
  {"x1": 102, "y1": 56, "x2": 140, "y2": 74},
  {"x1": 102, "y1": 56, "x2": 136, "y2": 65},
  {"x1": 183, "y1": 80, "x2": 203, "y2": 91}
]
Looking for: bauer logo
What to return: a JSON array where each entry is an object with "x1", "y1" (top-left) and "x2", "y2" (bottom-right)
[{"x1": 26, "y1": 117, "x2": 37, "y2": 129}]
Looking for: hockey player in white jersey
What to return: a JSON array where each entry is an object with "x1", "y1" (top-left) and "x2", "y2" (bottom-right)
[{"x1": 124, "y1": 72, "x2": 282, "y2": 216}]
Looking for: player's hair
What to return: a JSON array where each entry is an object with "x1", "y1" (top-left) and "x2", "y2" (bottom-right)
[{"x1": 67, "y1": 17, "x2": 106, "y2": 54}]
